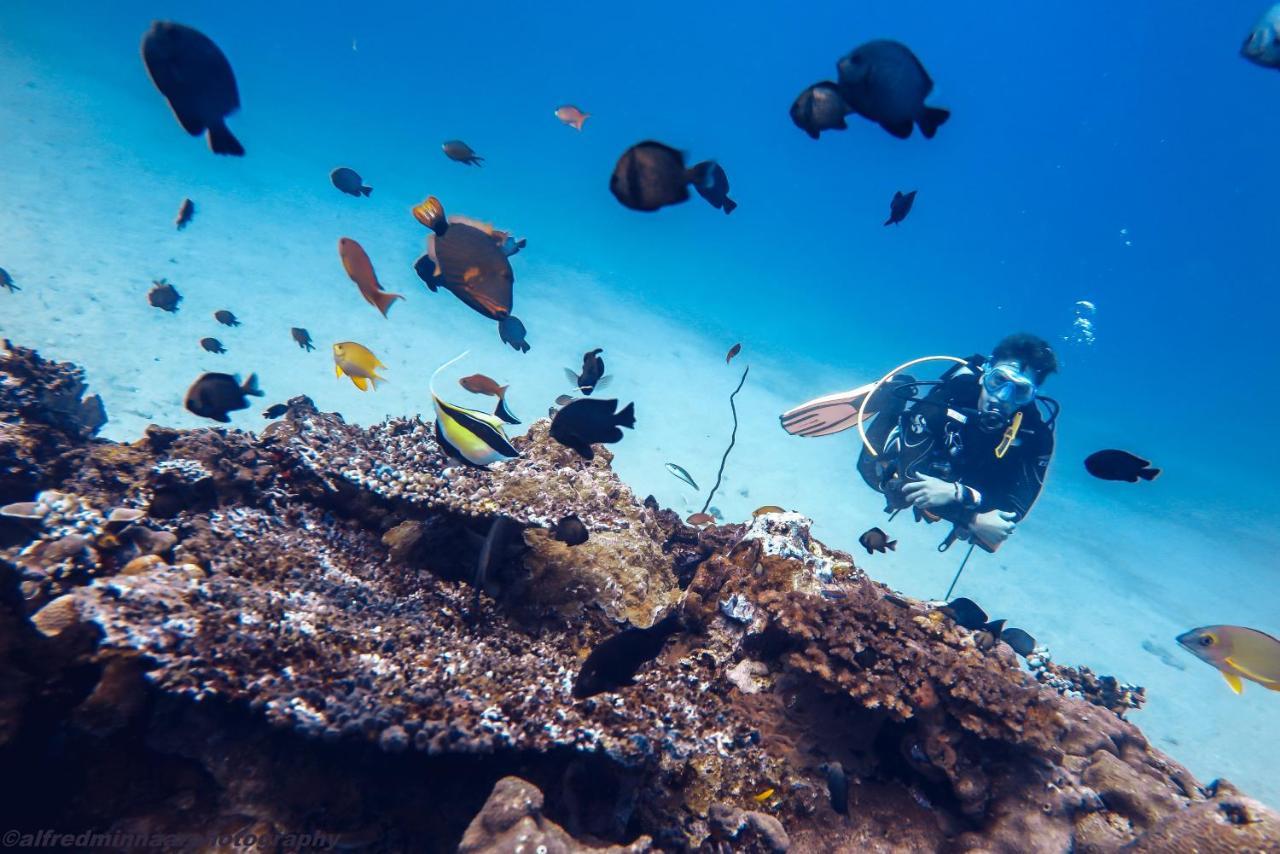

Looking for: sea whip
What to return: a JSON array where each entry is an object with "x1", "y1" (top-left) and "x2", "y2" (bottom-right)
[{"x1": 701, "y1": 365, "x2": 749, "y2": 515}]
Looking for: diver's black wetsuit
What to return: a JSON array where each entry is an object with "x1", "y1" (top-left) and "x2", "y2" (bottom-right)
[{"x1": 856, "y1": 356, "x2": 1054, "y2": 538}]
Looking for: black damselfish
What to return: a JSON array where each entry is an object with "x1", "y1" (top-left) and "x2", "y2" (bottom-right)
[
  {"x1": 549, "y1": 398, "x2": 635, "y2": 460},
  {"x1": 1085, "y1": 450, "x2": 1161, "y2": 483},
  {"x1": 573, "y1": 611, "x2": 682, "y2": 699}
]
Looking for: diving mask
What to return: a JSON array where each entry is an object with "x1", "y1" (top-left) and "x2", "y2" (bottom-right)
[{"x1": 981, "y1": 363, "x2": 1037, "y2": 407}]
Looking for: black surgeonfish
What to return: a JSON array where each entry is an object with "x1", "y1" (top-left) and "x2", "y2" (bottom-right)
[
  {"x1": 184, "y1": 372, "x2": 261, "y2": 423},
  {"x1": 565, "y1": 348, "x2": 608, "y2": 394},
  {"x1": 610, "y1": 141, "x2": 729, "y2": 213},
  {"x1": 836, "y1": 40, "x2": 950, "y2": 140},
  {"x1": 262, "y1": 403, "x2": 288, "y2": 419},
  {"x1": 550, "y1": 398, "x2": 635, "y2": 460},
  {"x1": 573, "y1": 611, "x2": 682, "y2": 699},
  {"x1": 790, "y1": 82, "x2": 850, "y2": 139},
  {"x1": 884, "y1": 190, "x2": 917, "y2": 226},
  {"x1": 141, "y1": 21, "x2": 244, "y2": 155},
  {"x1": 859, "y1": 527, "x2": 896, "y2": 554},
  {"x1": 1084, "y1": 450, "x2": 1161, "y2": 483},
  {"x1": 941, "y1": 597, "x2": 988, "y2": 630}
]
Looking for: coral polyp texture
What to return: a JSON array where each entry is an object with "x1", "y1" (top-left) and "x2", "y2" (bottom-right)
[{"x1": 0, "y1": 340, "x2": 1277, "y2": 852}]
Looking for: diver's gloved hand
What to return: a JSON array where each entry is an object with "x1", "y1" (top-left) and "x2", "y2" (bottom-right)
[
  {"x1": 969, "y1": 510, "x2": 1018, "y2": 548},
  {"x1": 901, "y1": 473, "x2": 958, "y2": 509}
]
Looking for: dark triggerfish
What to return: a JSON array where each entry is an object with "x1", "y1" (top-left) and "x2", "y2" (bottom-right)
[
  {"x1": 141, "y1": 21, "x2": 244, "y2": 155},
  {"x1": 412, "y1": 196, "x2": 530, "y2": 352}
]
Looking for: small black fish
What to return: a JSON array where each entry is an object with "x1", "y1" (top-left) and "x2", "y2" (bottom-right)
[
  {"x1": 498, "y1": 314, "x2": 530, "y2": 353},
  {"x1": 942, "y1": 597, "x2": 988, "y2": 631},
  {"x1": 790, "y1": 81, "x2": 850, "y2": 139},
  {"x1": 884, "y1": 190, "x2": 917, "y2": 226},
  {"x1": 552, "y1": 514, "x2": 589, "y2": 546},
  {"x1": 689, "y1": 161, "x2": 737, "y2": 214},
  {"x1": 184, "y1": 372, "x2": 262, "y2": 423},
  {"x1": 291, "y1": 327, "x2": 315, "y2": 352},
  {"x1": 550, "y1": 398, "x2": 635, "y2": 460},
  {"x1": 330, "y1": 167, "x2": 372, "y2": 197},
  {"x1": 475, "y1": 516, "x2": 518, "y2": 612},
  {"x1": 214, "y1": 309, "x2": 240, "y2": 326},
  {"x1": 262, "y1": 403, "x2": 288, "y2": 419},
  {"x1": 836, "y1": 40, "x2": 950, "y2": 140},
  {"x1": 573, "y1": 611, "x2": 682, "y2": 699},
  {"x1": 1085, "y1": 450, "x2": 1161, "y2": 483},
  {"x1": 1000, "y1": 627, "x2": 1037, "y2": 657},
  {"x1": 610, "y1": 141, "x2": 727, "y2": 213},
  {"x1": 175, "y1": 198, "x2": 195, "y2": 229},
  {"x1": 148, "y1": 279, "x2": 182, "y2": 312},
  {"x1": 200, "y1": 337, "x2": 226, "y2": 354},
  {"x1": 0, "y1": 268, "x2": 18, "y2": 293},
  {"x1": 858, "y1": 526, "x2": 896, "y2": 555},
  {"x1": 442, "y1": 140, "x2": 483, "y2": 166},
  {"x1": 819, "y1": 762, "x2": 849, "y2": 815},
  {"x1": 141, "y1": 21, "x2": 244, "y2": 155},
  {"x1": 565, "y1": 348, "x2": 608, "y2": 394}
]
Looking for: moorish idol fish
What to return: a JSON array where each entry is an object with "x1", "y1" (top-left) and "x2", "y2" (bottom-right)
[{"x1": 430, "y1": 352, "x2": 520, "y2": 467}]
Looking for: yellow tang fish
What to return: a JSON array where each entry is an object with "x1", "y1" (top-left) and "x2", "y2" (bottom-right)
[
  {"x1": 333, "y1": 341, "x2": 386, "y2": 391},
  {"x1": 431, "y1": 352, "x2": 519, "y2": 467},
  {"x1": 1177, "y1": 625, "x2": 1280, "y2": 694}
]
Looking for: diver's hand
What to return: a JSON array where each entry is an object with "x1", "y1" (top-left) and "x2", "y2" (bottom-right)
[
  {"x1": 969, "y1": 510, "x2": 1018, "y2": 548},
  {"x1": 902, "y1": 473, "x2": 958, "y2": 509}
]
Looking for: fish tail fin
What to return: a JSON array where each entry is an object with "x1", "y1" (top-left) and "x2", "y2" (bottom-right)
[
  {"x1": 361, "y1": 185, "x2": 373, "y2": 197},
  {"x1": 1139, "y1": 467, "x2": 1161, "y2": 481},
  {"x1": 206, "y1": 120, "x2": 245, "y2": 156},
  {"x1": 373, "y1": 290, "x2": 404, "y2": 317},
  {"x1": 884, "y1": 215, "x2": 895, "y2": 226},
  {"x1": 722, "y1": 196, "x2": 738, "y2": 214},
  {"x1": 412, "y1": 197, "x2": 449, "y2": 235},
  {"x1": 241, "y1": 373, "x2": 263, "y2": 397},
  {"x1": 498, "y1": 385, "x2": 509, "y2": 398},
  {"x1": 575, "y1": 114, "x2": 589, "y2": 130},
  {"x1": 615, "y1": 402, "x2": 636, "y2": 429},
  {"x1": 887, "y1": 539, "x2": 897, "y2": 551},
  {"x1": 918, "y1": 107, "x2": 950, "y2": 139}
]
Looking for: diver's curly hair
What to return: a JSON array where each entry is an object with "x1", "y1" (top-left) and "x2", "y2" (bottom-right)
[{"x1": 992, "y1": 333, "x2": 1058, "y2": 383}]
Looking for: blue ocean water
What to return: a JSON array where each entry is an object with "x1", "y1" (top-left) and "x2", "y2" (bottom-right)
[{"x1": 2, "y1": 0, "x2": 1278, "y2": 806}]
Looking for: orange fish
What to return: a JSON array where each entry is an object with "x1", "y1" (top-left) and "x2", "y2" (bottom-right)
[
  {"x1": 686, "y1": 512, "x2": 715, "y2": 527},
  {"x1": 554, "y1": 104, "x2": 589, "y2": 130},
  {"x1": 338, "y1": 237, "x2": 404, "y2": 318},
  {"x1": 726, "y1": 342, "x2": 742, "y2": 364},
  {"x1": 459, "y1": 373, "x2": 507, "y2": 398}
]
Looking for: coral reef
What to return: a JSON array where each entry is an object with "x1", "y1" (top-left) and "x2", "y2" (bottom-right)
[{"x1": 0, "y1": 341, "x2": 1277, "y2": 852}]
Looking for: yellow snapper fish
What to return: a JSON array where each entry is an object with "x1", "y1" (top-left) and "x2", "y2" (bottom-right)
[
  {"x1": 333, "y1": 341, "x2": 386, "y2": 391},
  {"x1": 430, "y1": 352, "x2": 519, "y2": 467},
  {"x1": 1177, "y1": 625, "x2": 1280, "y2": 695}
]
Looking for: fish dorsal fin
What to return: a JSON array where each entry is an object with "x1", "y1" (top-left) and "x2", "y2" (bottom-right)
[{"x1": 1222, "y1": 671, "x2": 1244, "y2": 694}]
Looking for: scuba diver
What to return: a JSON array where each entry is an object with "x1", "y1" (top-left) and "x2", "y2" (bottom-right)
[{"x1": 781, "y1": 333, "x2": 1060, "y2": 553}]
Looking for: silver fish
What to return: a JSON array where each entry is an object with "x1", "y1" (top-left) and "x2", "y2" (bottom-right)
[{"x1": 665, "y1": 463, "x2": 699, "y2": 490}]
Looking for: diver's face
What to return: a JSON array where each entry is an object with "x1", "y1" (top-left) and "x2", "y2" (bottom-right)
[{"x1": 978, "y1": 359, "x2": 1035, "y2": 416}]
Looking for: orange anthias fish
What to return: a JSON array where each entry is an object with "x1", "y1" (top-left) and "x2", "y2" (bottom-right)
[
  {"x1": 554, "y1": 104, "x2": 589, "y2": 130},
  {"x1": 338, "y1": 237, "x2": 404, "y2": 318}
]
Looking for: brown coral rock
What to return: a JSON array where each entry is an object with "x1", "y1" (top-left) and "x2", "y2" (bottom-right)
[{"x1": 458, "y1": 776, "x2": 654, "y2": 853}]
